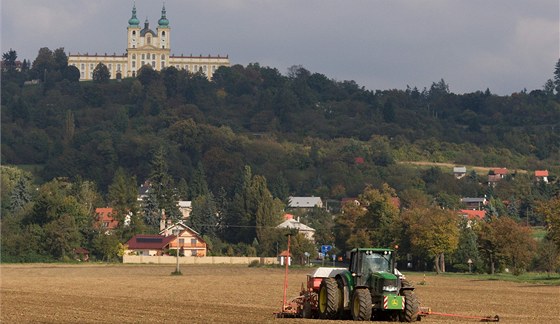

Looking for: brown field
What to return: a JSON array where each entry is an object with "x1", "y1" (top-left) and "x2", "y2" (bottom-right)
[{"x1": 1, "y1": 264, "x2": 559, "y2": 323}]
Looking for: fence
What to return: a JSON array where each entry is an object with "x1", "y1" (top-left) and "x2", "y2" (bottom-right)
[{"x1": 123, "y1": 255, "x2": 279, "y2": 265}]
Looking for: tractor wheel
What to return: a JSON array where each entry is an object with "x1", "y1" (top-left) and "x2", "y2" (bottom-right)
[
  {"x1": 400, "y1": 290, "x2": 419, "y2": 322},
  {"x1": 318, "y1": 278, "x2": 340, "y2": 319},
  {"x1": 351, "y1": 288, "x2": 372, "y2": 321}
]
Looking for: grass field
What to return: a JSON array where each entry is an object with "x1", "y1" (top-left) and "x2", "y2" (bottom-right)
[{"x1": 1, "y1": 264, "x2": 559, "y2": 323}]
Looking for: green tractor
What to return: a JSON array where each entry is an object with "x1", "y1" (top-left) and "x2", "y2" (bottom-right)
[{"x1": 316, "y1": 248, "x2": 419, "y2": 322}]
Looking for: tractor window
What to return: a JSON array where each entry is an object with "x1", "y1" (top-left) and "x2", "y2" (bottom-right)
[{"x1": 363, "y1": 253, "x2": 390, "y2": 273}]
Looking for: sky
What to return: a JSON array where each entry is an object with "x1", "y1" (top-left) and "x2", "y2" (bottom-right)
[{"x1": 1, "y1": 0, "x2": 559, "y2": 95}]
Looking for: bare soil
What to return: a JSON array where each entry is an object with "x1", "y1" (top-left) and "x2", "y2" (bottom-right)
[{"x1": 1, "y1": 264, "x2": 558, "y2": 323}]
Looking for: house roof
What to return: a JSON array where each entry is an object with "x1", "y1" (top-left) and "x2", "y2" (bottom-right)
[
  {"x1": 277, "y1": 219, "x2": 315, "y2": 232},
  {"x1": 126, "y1": 234, "x2": 174, "y2": 250},
  {"x1": 159, "y1": 221, "x2": 206, "y2": 243},
  {"x1": 535, "y1": 170, "x2": 549, "y2": 177},
  {"x1": 453, "y1": 166, "x2": 467, "y2": 173},
  {"x1": 459, "y1": 209, "x2": 486, "y2": 220},
  {"x1": 493, "y1": 168, "x2": 508, "y2": 175},
  {"x1": 288, "y1": 196, "x2": 322, "y2": 208},
  {"x1": 178, "y1": 201, "x2": 192, "y2": 208},
  {"x1": 94, "y1": 207, "x2": 119, "y2": 230},
  {"x1": 461, "y1": 197, "x2": 486, "y2": 203}
]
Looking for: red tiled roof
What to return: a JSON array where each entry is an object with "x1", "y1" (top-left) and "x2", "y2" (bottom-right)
[
  {"x1": 126, "y1": 235, "x2": 174, "y2": 250},
  {"x1": 535, "y1": 170, "x2": 549, "y2": 177},
  {"x1": 493, "y1": 168, "x2": 508, "y2": 175},
  {"x1": 284, "y1": 213, "x2": 294, "y2": 220},
  {"x1": 459, "y1": 209, "x2": 486, "y2": 220},
  {"x1": 95, "y1": 207, "x2": 119, "y2": 230}
]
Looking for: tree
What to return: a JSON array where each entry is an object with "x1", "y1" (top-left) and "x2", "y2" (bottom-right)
[
  {"x1": 477, "y1": 216, "x2": 536, "y2": 275},
  {"x1": 535, "y1": 196, "x2": 560, "y2": 248},
  {"x1": 108, "y1": 168, "x2": 141, "y2": 239},
  {"x1": 8, "y1": 173, "x2": 32, "y2": 213},
  {"x1": 335, "y1": 184, "x2": 401, "y2": 251},
  {"x1": 31, "y1": 47, "x2": 55, "y2": 79},
  {"x1": 64, "y1": 65, "x2": 80, "y2": 82},
  {"x1": 148, "y1": 147, "x2": 181, "y2": 221},
  {"x1": 188, "y1": 192, "x2": 218, "y2": 238},
  {"x1": 93, "y1": 63, "x2": 110, "y2": 83},
  {"x1": 2, "y1": 49, "x2": 17, "y2": 72},
  {"x1": 554, "y1": 58, "x2": 560, "y2": 95}
]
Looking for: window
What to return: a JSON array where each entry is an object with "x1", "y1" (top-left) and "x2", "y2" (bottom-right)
[
  {"x1": 191, "y1": 239, "x2": 197, "y2": 245},
  {"x1": 191, "y1": 250, "x2": 197, "y2": 256},
  {"x1": 152, "y1": 61, "x2": 155, "y2": 67},
  {"x1": 81, "y1": 72, "x2": 84, "y2": 78},
  {"x1": 141, "y1": 54, "x2": 145, "y2": 60},
  {"x1": 161, "y1": 54, "x2": 165, "y2": 60},
  {"x1": 132, "y1": 31, "x2": 136, "y2": 36},
  {"x1": 152, "y1": 54, "x2": 155, "y2": 60},
  {"x1": 108, "y1": 64, "x2": 112, "y2": 71},
  {"x1": 90, "y1": 64, "x2": 94, "y2": 70},
  {"x1": 132, "y1": 54, "x2": 136, "y2": 60},
  {"x1": 162, "y1": 31, "x2": 166, "y2": 37},
  {"x1": 147, "y1": 36, "x2": 151, "y2": 44},
  {"x1": 161, "y1": 61, "x2": 165, "y2": 68},
  {"x1": 81, "y1": 63, "x2": 85, "y2": 70},
  {"x1": 132, "y1": 45, "x2": 136, "y2": 48},
  {"x1": 117, "y1": 64, "x2": 121, "y2": 71},
  {"x1": 132, "y1": 61, "x2": 136, "y2": 68},
  {"x1": 179, "y1": 238, "x2": 184, "y2": 246},
  {"x1": 141, "y1": 61, "x2": 145, "y2": 66}
]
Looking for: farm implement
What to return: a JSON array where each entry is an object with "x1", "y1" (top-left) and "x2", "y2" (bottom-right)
[{"x1": 275, "y1": 240, "x2": 499, "y2": 322}]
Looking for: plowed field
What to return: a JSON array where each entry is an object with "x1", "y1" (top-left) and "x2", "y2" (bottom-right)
[{"x1": 1, "y1": 264, "x2": 558, "y2": 323}]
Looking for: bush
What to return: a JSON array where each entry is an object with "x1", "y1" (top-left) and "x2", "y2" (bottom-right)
[{"x1": 248, "y1": 260, "x2": 260, "y2": 267}]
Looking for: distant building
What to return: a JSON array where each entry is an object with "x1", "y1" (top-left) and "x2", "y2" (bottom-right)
[
  {"x1": 277, "y1": 218, "x2": 316, "y2": 242},
  {"x1": 535, "y1": 170, "x2": 549, "y2": 183},
  {"x1": 488, "y1": 168, "x2": 508, "y2": 185},
  {"x1": 460, "y1": 197, "x2": 487, "y2": 210},
  {"x1": 68, "y1": 4, "x2": 229, "y2": 81},
  {"x1": 288, "y1": 196, "x2": 323, "y2": 209},
  {"x1": 453, "y1": 166, "x2": 467, "y2": 179}
]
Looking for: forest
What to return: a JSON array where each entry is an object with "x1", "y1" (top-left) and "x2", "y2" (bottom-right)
[{"x1": 1, "y1": 48, "x2": 559, "y2": 274}]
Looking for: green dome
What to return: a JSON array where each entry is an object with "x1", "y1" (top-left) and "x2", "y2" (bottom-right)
[
  {"x1": 129, "y1": 4, "x2": 140, "y2": 26},
  {"x1": 158, "y1": 5, "x2": 169, "y2": 27}
]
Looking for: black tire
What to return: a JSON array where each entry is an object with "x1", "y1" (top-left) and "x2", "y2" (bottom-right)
[
  {"x1": 400, "y1": 290, "x2": 419, "y2": 322},
  {"x1": 351, "y1": 288, "x2": 372, "y2": 321},
  {"x1": 318, "y1": 278, "x2": 340, "y2": 319},
  {"x1": 302, "y1": 298, "x2": 313, "y2": 319}
]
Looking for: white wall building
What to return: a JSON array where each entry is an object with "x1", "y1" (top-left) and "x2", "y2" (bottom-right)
[{"x1": 68, "y1": 4, "x2": 229, "y2": 80}]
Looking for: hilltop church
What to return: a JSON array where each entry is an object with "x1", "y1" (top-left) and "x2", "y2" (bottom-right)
[{"x1": 68, "y1": 4, "x2": 230, "y2": 80}]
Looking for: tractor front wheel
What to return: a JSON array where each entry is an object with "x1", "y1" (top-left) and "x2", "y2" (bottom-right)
[
  {"x1": 400, "y1": 290, "x2": 419, "y2": 322},
  {"x1": 351, "y1": 288, "x2": 372, "y2": 321}
]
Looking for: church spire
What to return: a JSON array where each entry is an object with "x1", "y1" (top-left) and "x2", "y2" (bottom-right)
[
  {"x1": 158, "y1": 3, "x2": 169, "y2": 27},
  {"x1": 128, "y1": 2, "x2": 140, "y2": 27}
]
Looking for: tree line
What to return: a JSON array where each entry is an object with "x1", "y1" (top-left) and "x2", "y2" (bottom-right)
[{"x1": 1, "y1": 48, "x2": 560, "y2": 273}]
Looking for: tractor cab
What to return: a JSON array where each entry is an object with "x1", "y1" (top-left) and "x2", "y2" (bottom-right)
[{"x1": 349, "y1": 248, "x2": 396, "y2": 287}]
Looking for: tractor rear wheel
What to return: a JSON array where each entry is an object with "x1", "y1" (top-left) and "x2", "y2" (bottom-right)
[
  {"x1": 318, "y1": 278, "x2": 340, "y2": 319},
  {"x1": 400, "y1": 290, "x2": 419, "y2": 322},
  {"x1": 351, "y1": 288, "x2": 372, "y2": 321}
]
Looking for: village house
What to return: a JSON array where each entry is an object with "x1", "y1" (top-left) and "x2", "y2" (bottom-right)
[
  {"x1": 277, "y1": 215, "x2": 316, "y2": 242},
  {"x1": 159, "y1": 216, "x2": 207, "y2": 257},
  {"x1": 453, "y1": 166, "x2": 467, "y2": 179},
  {"x1": 460, "y1": 197, "x2": 487, "y2": 210},
  {"x1": 488, "y1": 168, "x2": 508, "y2": 186},
  {"x1": 125, "y1": 234, "x2": 175, "y2": 256},
  {"x1": 288, "y1": 196, "x2": 323, "y2": 209},
  {"x1": 535, "y1": 170, "x2": 549, "y2": 183}
]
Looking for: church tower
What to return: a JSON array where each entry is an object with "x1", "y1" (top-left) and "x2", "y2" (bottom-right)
[{"x1": 157, "y1": 4, "x2": 170, "y2": 50}]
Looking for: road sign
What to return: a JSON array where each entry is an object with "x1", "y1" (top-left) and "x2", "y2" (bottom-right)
[{"x1": 321, "y1": 245, "x2": 332, "y2": 254}]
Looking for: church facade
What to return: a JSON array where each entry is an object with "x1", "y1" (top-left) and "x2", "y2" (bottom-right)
[{"x1": 68, "y1": 4, "x2": 230, "y2": 81}]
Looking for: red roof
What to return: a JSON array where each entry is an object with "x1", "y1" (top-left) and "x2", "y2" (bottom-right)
[
  {"x1": 284, "y1": 213, "x2": 294, "y2": 220},
  {"x1": 493, "y1": 168, "x2": 508, "y2": 175},
  {"x1": 535, "y1": 170, "x2": 549, "y2": 177},
  {"x1": 95, "y1": 207, "x2": 119, "y2": 230},
  {"x1": 126, "y1": 235, "x2": 175, "y2": 250},
  {"x1": 459, "y1": 209, "x2": 486, "y2": 220},
  {"x1": 354, "y1": 157, "x2": 365, "y2": 164}
]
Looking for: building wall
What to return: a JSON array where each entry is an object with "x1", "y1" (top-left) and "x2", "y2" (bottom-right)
[{"x1": 123, "y1": 255, "x2": 278, "y2": 265}]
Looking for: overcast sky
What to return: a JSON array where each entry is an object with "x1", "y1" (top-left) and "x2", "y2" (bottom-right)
[{"x1": 2, "y1": 0, "x2": 558, "y2": 95}]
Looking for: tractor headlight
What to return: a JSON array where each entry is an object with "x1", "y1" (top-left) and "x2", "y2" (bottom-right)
[{"x1": 383, "y1": 285, "x2": 398, "y2": 292}]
